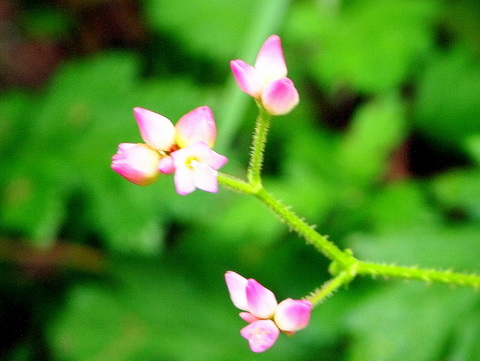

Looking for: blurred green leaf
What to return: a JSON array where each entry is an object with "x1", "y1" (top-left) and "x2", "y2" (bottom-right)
[
  {"x1": 21, "y1": 6, "x2": 73, "y2": 40},
  {"x1": 142, "y1": 0, "x2": 257, "y2": 63},
  {"x1": 346, "y1": 283, "x2": 478, "y2": 361},
  {"x1": 414, "y1": 48, "x2": 480, "y2": 150},
  {"x1": 446, "y1": 307, "x2": 480, "y2": 361},
  {"x1": 351, "y1": 223, "x2": 480, "y2": 272},
  {"x1": 337, "y1": 96, "x2": 407, "y2": 188},
  {"x1": 431, "y1": 169, "x2": 480, "y2": 221},
  {"x1": 288, "y1": 0, "x2": 437, "y2": 92},
  {"x1": 363, "y1": 181, "x2": 439, "y2": 233},
  {"x1": 0, "y1": 91, "x2": 35, "y2": 157},
  {"x1": 464, "y1": 134, "x2": 480, "y2": 164},
  {"x1": 0, "y1": 52, "x2": 221, "y2": 253},
  {"x1": 48, "y1": 257, "x2": 324, "y2": 361}
]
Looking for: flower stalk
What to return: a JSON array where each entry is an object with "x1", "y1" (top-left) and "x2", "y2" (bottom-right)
[
  {"x1": 247, "y1": 106, "x2": 272, "y2": 189},
  {"x1": 218, "y1": 171, "x2": 480, "y2": 290}
]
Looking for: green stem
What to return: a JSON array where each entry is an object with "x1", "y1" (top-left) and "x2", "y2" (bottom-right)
[
  {"x1": 217, "y1": 174, "x2": 480, "y2": 290},
  {"x1": 357, "y1": 261, "x2": 480, "y2": 289},
  {"x1": 247, "y1": 107, "x2": 272, "y2": 189},
  {"x1": 217, "y1": 173, "x2": 253, "y2": 194},
  {"x1": 217, "y1": 173, "x2": 353, "y2": 267},
  {"x1": 254, "y1": 187, "x2": 352, "y2": 266},
  {"x1": 306, "y1": 268, "x2": 357, "y2": 306}
]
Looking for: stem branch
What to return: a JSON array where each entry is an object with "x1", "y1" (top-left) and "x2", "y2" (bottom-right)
[
  {"x1": 357, "y1": 261, "x2": 480, "y2": 289},
  {"x1": 307, "y1": 266, "x2": 358, "y2": 306}
]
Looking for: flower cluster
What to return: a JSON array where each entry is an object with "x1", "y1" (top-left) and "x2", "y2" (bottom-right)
[
  {"x1": 230, "y1": 35, "x2": 299, "y2": 115},
  {"x1": 225, "y1": 271, "x2": 312, "y2": 353},
  {"x1": 112, "y1": 34, "x2": 309, "y2": 352},
  {"x1": 111, "y1": 106, "x2": 227, "y2": 195}
]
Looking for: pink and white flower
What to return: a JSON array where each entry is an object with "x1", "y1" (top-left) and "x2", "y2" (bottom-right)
[
  {"x1": 112, "y1": 106, "x2": 227, "y2": 194},
  {"x1": 230, "y1": 35, "x2": 299, "y2": 115},
  {"x1": 225, "y1": 271, "x2": 312, "y2": 353},
  {"x1": 171, "y1": 141, "x2": 227, "y2": 195}
]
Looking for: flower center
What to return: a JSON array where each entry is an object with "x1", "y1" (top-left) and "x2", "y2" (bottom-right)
[{"x1": 185, "y1": 157, "x2": 200, "y2": 170}]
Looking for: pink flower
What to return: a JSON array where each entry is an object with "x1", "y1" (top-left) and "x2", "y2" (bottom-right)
[
  {"x1": 171, "y1": 141, "x2": 227, "y2": 195},
  {"x1": 240, "y1": 320, "x2": 279, "y2": 353},
  {"x1": 225, "y1": 271, "x2": 312, "y2": 353},
  {"x1": 133, "y1": 107, "x2": 176, "y2": 151},
  {"x1": 230, "y1": 35, "x2": 299, "y2": 115},
  {"x1": 175, "y1": 106, "x2": 217, "y2": 148},
  {"x1": 111, "y1": 143, "x2": 161, "y2": 186},
  {"x1": 112, "y1": 107, "x2": 227, "y2": 194}
]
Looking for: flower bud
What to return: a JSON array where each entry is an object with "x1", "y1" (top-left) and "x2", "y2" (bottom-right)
[
  {"x1": 261, "y1": 78, "x2": 299, "y2": 115},
  {"x1": 111, "y1": 143, "x2": 161, "y2": 186},
  {"x1": 274, "y1": 298, "x2": 312, "y2": 332}
]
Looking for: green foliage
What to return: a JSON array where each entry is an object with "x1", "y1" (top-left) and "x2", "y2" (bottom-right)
[
  {"x1": 414, "y1": 48, "x2": 480, "y2": 150},
  {"x1": 0, "y1": 52, "x2": 212, "y2": 253},
  {"x1": 47, "y1": 257, "x2": 318, "y2": 361},
  {"x1": 142, "y1": 0, "x2": 258, "y2": 63},
  {"x1": 287, "y1": 0, "x2": 438, "y2": 92},
  {"x1": 337, "y1": 95, "x2": 407, "y2": 187},
  {"x1": 346, "y1": 284, "x2": 478, "y2": 361}
]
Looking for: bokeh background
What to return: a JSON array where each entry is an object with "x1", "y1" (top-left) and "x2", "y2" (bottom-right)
[{"x1": 1, "y1": 0, "x2": 480, "y2": 360}]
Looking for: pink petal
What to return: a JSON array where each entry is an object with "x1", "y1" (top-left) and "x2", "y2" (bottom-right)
[
  {"x1": 158, "y1": 156, "x2": 174, "y2": 174},
  {"x1": 225, "y1": 271, "x2": 249, "y2": 311},
  {"x1": 254, "y1": 35, "x2": 287, "y2": 84},
  {"x1": 246, "y1": 279, "x2": 277, "y2": 319},
  {"x1": 240, "y1": 320, "x2": 280, "y2": 353},
  {"x1": 111, "y1": 143, "x2": 161, "y2": 186},
  {"x1": 239, "y1": 312, "x2": 260, "y2": 323},
  {"x1": 230, "y1": 60, "x2": 262, "y2": 98},
  {"x1": 274, "y1": 299, "x2": 312, "y2": 332},
  {"x1": 133, "y1": 107, "x2": 175, "y2": 151},
  {"x1": 173, "y1": 166, "x2": 196, "y2": 195},
  {"x1": 261, "y1": 77, "x2": 299, "y2": 115},
  {"x1": 175, "y1": 106, "x2": 217, "y2": 148},
  {"x1": 191, "y1": 162, "x2": 219, "y2": 193}
]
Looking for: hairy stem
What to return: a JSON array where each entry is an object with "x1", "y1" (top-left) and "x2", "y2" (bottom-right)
[
  {"x1": 307, "y1": 267, "x2": 358, "y2": 306},
  {"x1": 217, "y1": 173, "x2": 480, "y2": 290},
  {"x1": 217, "y1": 174, "x2": 352, "y2": 266},
  {"x1": 357, "y1": 261, "x2": 480, "y2": 289},
  {"x1": 254, "y1": 187, "x2": 353, "y2": 267},
  {"x1": 247, "y1": 107, "x2": 272, "y2": 189}
]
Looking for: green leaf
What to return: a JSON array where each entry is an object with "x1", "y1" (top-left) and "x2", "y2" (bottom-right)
[
  {"x1": 346, "y1": 283, "x2": 477, "y2": 361},
  {"x1": 363, "y1": 181, "x2": 440, "y2": 233},
  {"x1": 351, "y1": 224, "x2": 480, "y2": 272},
  {"x1": 446, "y1": 307, "x2": 480, "y2": 361},
  {"x1": 337, "y1": 95, "x2": 407, "y2": 187},
  {"x1": 464, "y1": 134, "x2": 480, "y2": 165},
  {"x1": 0, "y1": 155, "x2": 67, "y2": 246},
  {"x1": 414, "y1": 48, "x2": 480, "y2": 150},
  {"x1": 20, "y1": 6, "x2": 73, "y2": 40},
  {"x1": 431, "y1": 169, "x2": 480, "y2": 221},
  {"x1": 0, "y1": 51, "x2": 221, "y2": 253},
  {"x1": 48, "y1": 257, "x2": 322, "y2": 361},
  {"x1": 288, "y1": 0, "x2": 438, "y2": 92},
  {"x1": 142, "y1": 0, "x2": 257, "y2": 63}
]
